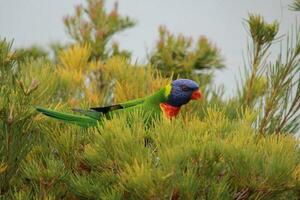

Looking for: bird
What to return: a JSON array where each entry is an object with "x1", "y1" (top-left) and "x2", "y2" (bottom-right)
[{"x1": 36, "y1": 79, "x2": 201, "y2": 127}]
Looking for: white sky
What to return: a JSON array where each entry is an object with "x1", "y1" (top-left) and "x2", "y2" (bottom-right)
[{"x1": 0, "y1": 0, "x2": 299, "y2": 96}]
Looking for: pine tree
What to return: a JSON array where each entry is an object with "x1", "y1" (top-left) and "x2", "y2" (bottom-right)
[
  {"x1": 63, "y1": 0, "x2": 135, "y2": 60},
  {"x1": 0, "y1": 39, "x2": 60, "y2": 195},
  {"x1": 149, "y1": 26, "x2": 224, "y2": 86},
  {"x1": 240, "y1": 14, "x2": 300, "y2": 135}
]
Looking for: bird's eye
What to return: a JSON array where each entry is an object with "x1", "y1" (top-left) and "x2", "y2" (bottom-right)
[{"x1": 181, "y1": 85, "x2": 190, "y2": 91}]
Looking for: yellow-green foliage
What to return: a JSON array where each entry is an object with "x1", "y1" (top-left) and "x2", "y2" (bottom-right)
[
  {"x1": 0, "y1": 40, "x2": 60, "y2": 194},
  {"x1": 17, "y1": 110, "x2": 300, "y2": 199},
  {"x1": 1, "y1": 1, "x2": 300, "y2": 199},
  {"x1": 1, "y1": 29, "x2": 300, "y2": 198},
  {"x1": 102, "y1": 57, "x2": 170, "y2": 102},
  {"x1": 63, "y1": 0, "x2": 135, "y2": 60},
  {"x1": 149, "y1": 26, "x2": 224, "y2": 80},
  {"x1": 1, "y1": 36, "x2": 300, "y2": 199}
]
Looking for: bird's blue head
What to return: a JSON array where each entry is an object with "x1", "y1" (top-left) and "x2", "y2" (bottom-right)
[{"x1": 165, "y1": 79, "x2": 201, "y2": 107}]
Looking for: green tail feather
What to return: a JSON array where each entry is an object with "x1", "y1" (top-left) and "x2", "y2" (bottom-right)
[
  {"x1": 72, "y1": 108, "x2": 103, "y2": 120},
  {"x1": 35, "y1": 106, "x2": 98, "y2": 127}
]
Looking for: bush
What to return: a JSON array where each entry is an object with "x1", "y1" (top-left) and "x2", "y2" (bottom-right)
[{"x1": 1, "y1": 0, "x2": 300, "y2": 199}]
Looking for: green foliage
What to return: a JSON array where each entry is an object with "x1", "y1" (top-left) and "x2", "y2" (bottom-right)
[
  {"x1": 14, "y1": 45, "x2": 49, "y2": 61},
  {"x1": 9, "y1": 110, "x2": 300, "y2": 199},
  {"x1": 240, "y1": 14, "x2": 300, "y2": 135},
  {"x1": 1, "y1": 0, "x2": 300, "y2": 199},
  {"x1": 62, "y1": 0, "x2": 136, "y2": 94},
  {"x1": 149, "y1": 26, "x2": 224, "y2": 83},
  {"x1": 242, "y1": 14, "x2": 279, "y2": 106},
  {"x1": 0, "y1": 39, "x2": 60, "y2": 194},
  {"x1": 247, "y1": 14, "x2": 279, "y2": 47},
  {"x1": 290, "y1": 0, "x2": 300, "y2": 11},
  {"x1": 64, "y1": 0, "x2": 135, "y2": 60}
]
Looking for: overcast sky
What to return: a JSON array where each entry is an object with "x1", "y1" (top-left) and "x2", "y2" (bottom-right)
[{"x1": 0, "y1": 0, "x2": 299, "y2": 96}]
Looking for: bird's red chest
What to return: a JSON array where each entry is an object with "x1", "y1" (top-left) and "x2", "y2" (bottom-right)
[{"x1": 159, "y1": 103, "x2": 181, "y2": 119}]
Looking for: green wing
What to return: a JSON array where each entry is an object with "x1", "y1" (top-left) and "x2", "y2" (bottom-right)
[
  {"x1": 36, "y1": 98, "x2": 146, "y2": 127},
  {"x1": 36, "y1": 90, "x2": 167, "y2": 128},
  {"x1": 71, "y1": 97, "x2": 146, "y2": 120},
  {"x1": 90, "y1": 98, "x2": 145, "y2": 113}
]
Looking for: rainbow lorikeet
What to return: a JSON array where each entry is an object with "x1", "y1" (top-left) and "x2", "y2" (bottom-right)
[{"x1": 36, "y1": 79, "x2": 201, "y2": 127}]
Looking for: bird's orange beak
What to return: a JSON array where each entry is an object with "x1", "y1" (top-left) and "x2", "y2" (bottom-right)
[{"x1": 191, "y1": 89, "x2": 202, "y2": 100}]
